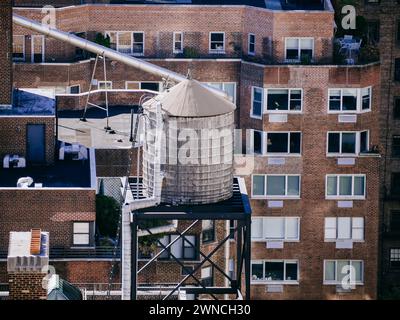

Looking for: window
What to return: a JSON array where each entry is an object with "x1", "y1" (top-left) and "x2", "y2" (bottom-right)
[
  {"x1": 201, "y1": 266, "x2": 213, "y2": 286},
  {"x1": 248, "y1": 33, "x2": 255, "y2": 55},
  {"x1": 209, "y1": 32, "x2": 225, "y2": 53},
  {"x1": 324, "y1": 217, "x2": 364, "y2": 241},
  {"x1": 394, "y1": 97, "x2": 400, "y2": 119},
  {"x1": 328, "y1": 88, "x2": 372, "y2": 113},
  {"x1": 13, "y1": 35, "x2": 25, "y2": 61},
  {"x1": 397, "y1": 21, "x2": 400, "y2": 44},
  {"x1": 323, "y1": 260, "x2": 363, "y2": 285},
  {"x1": 326, "y1": 175, "x2": 366, "y2": 199},
  {"x1": 158, "y1": 234, "x2": 198, "y2": 260},
  {"x1": 366, "y1": 20, "x2": 380, "y2": 44},
  {"x1": 72, "y1": 222, "x2": 92, "y2": 246},
  {"x1": 68, "y1": 85, "x2": 80, "y2": 94},
  {"x1": 390, "y1": 211, "x2": 400, "y2": 233},
  {"x1": 173, "y1": 32, "x2": 183, "y2": 53},
  {"x1": 251, "y1": 86, "x2": 263, "y2": 118},
  {"x1": 251, "y1": 260, "x2": 299, "y2": 283},
  {"x1": 266, "y1": 132, "x2": 301, "y2": 155},
  {"x1": 285, "y1": 38, "x2": 314, "y2": 62},
  {"x1": 98, "y1": 81, "x2": 112, "y2": 90},
  {"x1": 253, "y1": 130, "x2": 263, "y2": 154},
  {"x1": 105, "y1": 31, "x2": 144, "y2": 56},
  {"x1": 140, "y1": 82, "x2": 161, "y2": 92},
  {"x1": 251, "y1": 217, "x2": 300, "y2": 241},
  {"x1": 391, "y1": 173, "x2": 400, "y2": 196},
  {"x1": 392, "y1": 135, "x2": 400, "y2": 157},
  {"x1": 395, "y1": 59, "x2": 400, "y2": 82},
  {"x1": 202, "y1": 220, "x2": 215, "y2": 243},
  {"x1": 252, "y1": 174, "x2": 301, "y2": 198},
  {"x1": 390, "y1": 249, "x2": 400, "y2": 268},
  {"x1": 206, "y1": 82, "x2": 236, "y2": 104},
  {"x1": 182, "y1": 265, "x2": 194, "y2": 276},
  {"x1": 266, "y1": 89, "x2": 302, "y2": 112},
  {"x1": 327, "y1": 131, "x2": 369, "y2": 155}
]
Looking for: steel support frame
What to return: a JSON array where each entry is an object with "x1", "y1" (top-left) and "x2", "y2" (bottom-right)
[{"x1": 130, "y1": 211, "x2": 251, "y2": 301}]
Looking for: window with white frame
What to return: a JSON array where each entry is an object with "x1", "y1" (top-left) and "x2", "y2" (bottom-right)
[
  {"x1": 98, "y1": 81, "x2": 112, "y2": 90},
  {"x1": 201, "y1": 266, "x2": 214, "y2": 286},
  {"x1": 328, "y1": 88, "x2": 372, "y2": 113},
  {"x1": 13, "y1": 35, "x2": 25, "y2": 61},
  {"x1": 324, "y1": 217, "x2": 364, "y2": 241},
  {"x1": 248, "y1": 33, "x2": 255, "y2": 55},
  {"x1": 252, "y1": 217, "x2": 300, "y2": 241},
  {"x1": 209, "y1": 32, "x2": 225, "y2": 53},
  {"x1": 173, "y1": 32, "x2": 183, "y2": 53},
  {"x1": 250, "y1": 131, "x2": 301, "y2": 155},
  {"x1": 251, "y1": 260, "x2": 299, "y2": 283},
  {"x1": 68, "y1": 85, "x2": 80, "y2": 94},
  {"x1": 251, "y1": 86, "x2": 263, "y2": 118},
  {"x1": 72, "y1": 222, "x2": 92, "y2": 246},
  {"x1": 266, "y1": 89, "x2": 302, "y2": 112},
  {"x1": 206, "y1": 82, "x2": 236, "y2": 104},
  {"x1": 105, "y1": 31, "x2": 144, "y2": 56},
  {"x1": 285, "y1": 38, "x2": 314, "y2": 62},
  {"x1": 323, "y1": 260, "x2": 363, "y2": 285},
  {"x1": 158, "y1": 234, "x2": 198, "y2": 260},
  {"x1": 326, "y1": 174, "x2": 366, "y2": 199},
  {"x1": 327, "y1": 131, "x2": 369, "y2": 155},
  {"x1": 252, "y1": 174, "x2": 301, "y2": 198}
]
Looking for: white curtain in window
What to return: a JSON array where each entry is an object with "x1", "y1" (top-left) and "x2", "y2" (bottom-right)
[
  {"x1": 300, "y1": 38, "x2": 313, "y2": 50},
  {"x1": 325, "y1": 218, "x2": 337, "y2": 239},
  {"x1": 264, "y1": 218, "x2": 285, "y2": 239},
  {"x1": 337, "y1": 217, "x2": 351, "y2": 239},
  {"x1": 286, "y1": 218, "x2": 299, "y2": 240},
  {"x1": 171, "y1": 235, "x2": 182, "y2": 259},
  {"x1": 352, "y1": 218, "x2": 364, "y2": 240},
  {"x1": 251, "y1": 218, "x2": 263, "y2": 239},
  {"x1": 286, "y1": 38, "x2": 299, "y2": 50}
]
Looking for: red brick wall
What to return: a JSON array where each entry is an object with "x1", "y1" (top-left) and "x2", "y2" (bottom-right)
[
  {"x1": 0, "y1": 0, "x2": 12, "y2": 105},
  {"x1": 236, "y1": 63, "x2": 381, "y2": 300},
  {"x1": 0, "y1": 116, "x2": 55, "y2": 165},
  {"x1": 12, "y1": 5, "x2": 334, "y2": 63},
  {"x1": 8, "y1": 272, "x2": 47, "y2": 300},
  {"x1": 0, "y1": 189, "x2": 96, "y2": 251}
]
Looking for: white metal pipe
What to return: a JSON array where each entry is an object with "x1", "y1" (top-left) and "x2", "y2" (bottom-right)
[{"x1": 12, "y1": 14, "x2": 226, "y2": 97}]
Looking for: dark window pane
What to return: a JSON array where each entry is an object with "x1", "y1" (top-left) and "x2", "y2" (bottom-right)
[
  {"x1": 254, "y1": 131, "x2": 262, "y2": 154},
  {"x1": 391, "y1": 211, "x2": 400, "y2": 233},
  {"x1": 342, "y1": 133, "x2": 356, "y2": 153},
  {"x1": 397, "y1": 21, "x2": 400, "y2": 43},
  {"x1": 141, "y1": 82, "x2": 160, "y2": 91},
  {"x1": 394, "y1": 97, "x2": 400, "y2": 119},
  {"x1": 289, "y1": 133, "x2": 301, "y2": 153},
  {"x1": 211, "y1": 33, "x2": 224, "y2": 42},
  {"x1": 286, "y1": 49, "x2": 299, "y2": 60},
  {"x1": 267, "y1": 90, "x2": 289, "y2": 110},
  {"x1": 267, "y1": 133, "x2": 288, "y2": 153},
  {"x1": 300, "y1": 49, "x2": 312, "y2": 60},
  {"x1": 395, "y1": 59, "x2": 400, "y2": 81},
  {"x1": 392, "y1": 135, "x2": 400, "y2": 157},
  {"x1": 182, "y1": 266, "x2": 194, "y2": 276},
  {"x1": 251, "y1": 263, "x2": 263, "y2": 280},
  {"x1": 264, "y1": 261, "x2": 284, "y2": 281},
  {"x1": 342, "y1": 94, "x2": 357, "y2": 111},
  {"x1": 329, "y1": 90, "x2": 341, "y2": 110},
  {"x1": 391, "y1": 173, "x2": 400, "y2": 196},
  {"x1": 328, "y1": 133, "x2": 340, "y2": 153},
  {"x1": 360, "y1": 131, "x2": 368, "y2": 153},
  {"x1": 285, "y1": 263, "x2": 298, "y2": 281}
]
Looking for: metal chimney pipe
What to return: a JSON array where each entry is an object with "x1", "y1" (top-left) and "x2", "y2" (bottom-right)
[{"x1": 12, "y1": 14, "x2": 227, "y2": 97}]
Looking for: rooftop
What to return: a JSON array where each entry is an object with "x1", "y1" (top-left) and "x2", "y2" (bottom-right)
[
  {"x1": 0, "y1": 89, "x2": 55, "y2": 116},
  {"x1": 0, "y1": 155, "x2": 91, "y2": 188}
]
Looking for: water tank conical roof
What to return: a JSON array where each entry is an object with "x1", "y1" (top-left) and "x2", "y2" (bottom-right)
[{"x1": 157, "y1": 79, "x2": 236, "y2": 117}]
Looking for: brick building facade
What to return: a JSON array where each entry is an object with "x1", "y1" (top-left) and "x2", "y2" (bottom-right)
[{"x1": 0, "y1": 0, "x2": 385, "y2": 300}]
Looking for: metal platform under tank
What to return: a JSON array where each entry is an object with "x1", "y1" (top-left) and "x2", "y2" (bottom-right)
[{"x1": 129, "y1": 177, "x2": 252, "y2": 300}]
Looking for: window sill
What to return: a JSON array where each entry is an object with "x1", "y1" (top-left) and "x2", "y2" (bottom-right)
[
  {"x1": 324, "y1": 239, "x2": 365, "y2": 243},
  {"x1": 327, "y1": 111, "x2": 370, "y2": 114},
  {"x1": 265, "y1": 111, "x2": 302, "y2": 114},
  {"x1": 250, "y1": 114, "x2": 263, "y2": 120},
  {"x1": 325, "y1": 197, "x2": 366, "y2": 201},
  {"x1": 251, "y1": 239, "x2": 300, "y2": 243},
  {"x1": 209, "y1": 50, "x2": 226, "y2": 54},
  {"x1": 70, "y1": 246, "x2": 95, "y2": 249},
  {"x1": 252, "y1": 196, "x2": 301, "y2": 200},
  {"x1": 251, "y1": 281, "x2": 299, "y2": 285},
  {"x1": 323, "y1": 282, "x2": 364, "y2": 286}
]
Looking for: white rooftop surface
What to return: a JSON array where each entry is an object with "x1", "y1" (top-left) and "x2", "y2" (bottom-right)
[
  {"x1": 58, "y1": 110, "x2": 143, "y2": 149},
  {"x1": 8, "y1": 232, "x2": 32, "y2": 258}
]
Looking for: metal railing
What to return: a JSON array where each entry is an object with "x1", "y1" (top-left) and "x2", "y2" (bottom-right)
[{"x1": 50, "y1": 246, "x2": 121, "y2": 260}]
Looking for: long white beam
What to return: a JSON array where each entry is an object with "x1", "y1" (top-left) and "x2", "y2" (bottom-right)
[{"x1": 12, "y1": 14, "x2": 226, "y2": 97}]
